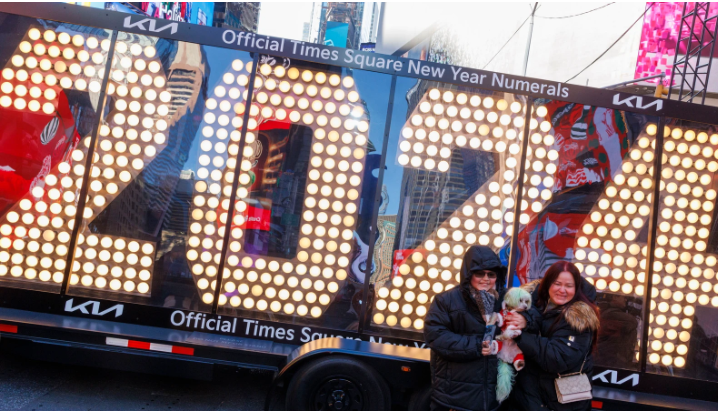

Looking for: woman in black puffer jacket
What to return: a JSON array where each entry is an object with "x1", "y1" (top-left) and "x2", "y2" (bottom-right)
[
  {"x1": 424, "y1": 245, "x2": 507, "y2": 411},
  {"x1": 505, "y1": 261, "x2": 599, "y2": 411}
]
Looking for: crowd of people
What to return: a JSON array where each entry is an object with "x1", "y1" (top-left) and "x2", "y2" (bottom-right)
[{"x1": 425, "y1": 246, "x2": 600, "y2": 411}]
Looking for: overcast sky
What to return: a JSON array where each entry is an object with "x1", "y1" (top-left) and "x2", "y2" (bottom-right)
[{"x1": 257, "y1": 2, "x2": 314, "y2": 41}]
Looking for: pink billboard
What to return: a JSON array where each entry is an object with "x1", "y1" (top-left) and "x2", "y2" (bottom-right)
[{"x1": 636, "y1": 2, "x2": 718, "y2": 85}]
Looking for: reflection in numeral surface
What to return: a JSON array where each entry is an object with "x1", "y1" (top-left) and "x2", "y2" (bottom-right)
[
  {"x1": 0, "y1": 27, "x2": 110, "y2": 289},
  {"x1": 371, "y1": 89, "x2": 559, "y2": 330}
]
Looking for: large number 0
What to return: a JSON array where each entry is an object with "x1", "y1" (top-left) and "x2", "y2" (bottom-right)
[{"x1": 212, "y1": 59, "x2": 370, "y2": 319}]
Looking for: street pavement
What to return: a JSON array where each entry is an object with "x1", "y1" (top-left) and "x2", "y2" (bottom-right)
[{"x1": 0, "y1": 352, "x2": 277, "y2": 410}]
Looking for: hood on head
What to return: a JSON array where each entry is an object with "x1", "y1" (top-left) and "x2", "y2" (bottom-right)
[{"x1": 459, "y1": 245, "x2": 507, "y2": 295}]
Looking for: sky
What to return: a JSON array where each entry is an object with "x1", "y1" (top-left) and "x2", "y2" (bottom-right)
[{"x1": 257, "y1": 2, "x2": 315, "y2": 41}]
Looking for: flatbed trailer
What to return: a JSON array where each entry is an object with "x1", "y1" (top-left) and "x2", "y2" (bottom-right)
[{"x1": 0, "y1": 3, "x2": 717, "y2": 410}]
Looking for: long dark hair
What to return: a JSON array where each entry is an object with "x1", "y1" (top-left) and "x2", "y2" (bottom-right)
[{"x1": 538, "y1": 261, "x2": 599, "y2": 351}]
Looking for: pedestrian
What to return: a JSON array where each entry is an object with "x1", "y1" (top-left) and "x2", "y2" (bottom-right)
[
  {"x1": 505, "y1": 261, "x2": 600, "y2": 411},
  {"x1": 424, "y1": 245, "x2": 507, "y2": 411}
]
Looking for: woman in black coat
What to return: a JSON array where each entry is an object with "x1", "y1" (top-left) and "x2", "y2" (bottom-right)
[
  {"x1": 424, "y1": 245, "x2": 507, "y2": 411},
  {"x1": 505, "y1": 261, "x2": 599, "y2": 411}
]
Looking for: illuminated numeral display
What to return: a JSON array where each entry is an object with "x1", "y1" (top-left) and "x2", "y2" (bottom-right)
[
  {"x1": 0, "y1": 27, "x2": 111, "y2": 288},
  {"x1": 218, "y1": 61, "x2": 369, "y2": 318},
  {"x1": 1, "y1": 22, "x2": 718, "y2": 373},
  {"x1": 371, "y1": 90, "x2": 558, "y2": 330},
  {"x1": 647, "y1": 123, "x2": 718, "y2": 368}
]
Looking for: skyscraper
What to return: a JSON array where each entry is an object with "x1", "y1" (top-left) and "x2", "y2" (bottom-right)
[
  {"x1": 360, "y1": 2, "x2": 381, "y2": 45},
  {"x1": 316, "y1": 2, "x2": 365, "y2": 50},
  {"x1": 393, "y1": 80, "x2": 498, "y2": 252},
  {"x1": 92, "y1": 39, "x2": 209, "y2": 240},
  {"x1": 213, "y1": 2, "x2": 261, "y2": 33}
]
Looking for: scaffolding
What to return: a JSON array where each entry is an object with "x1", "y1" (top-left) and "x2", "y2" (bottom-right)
[{"x1": 669, "y1": 2, "x2": 718, "y2": 104}]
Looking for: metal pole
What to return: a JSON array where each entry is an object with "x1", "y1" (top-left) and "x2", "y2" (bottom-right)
[
  {"x1": 211, "y1": 53, "x2": 260, "y2": 313},
  {"x1": 702, "y1": 14, "x2": 718, "y2": 104},
  {"x1": 688, "y1": 3, "x2": 708, "y2": 103},
  {"x1": 669, "y1": 3, "x2": 688, "y2": 100},
  {"x1": 639, "y1": 116, "x2": 665, "y2": 373},
  {"x1": 358, "y1": 75, "x2": 397, "y2": 335},
  {"x1": 522, "y1": 3, "x2": 539, "y2": 77},
  {"x1": 507, "y1": 97, "x2": 535, "y2": 287},
  {"x1": 603, "y1": 73, "x2": 665, "y2": 89},
  {"x1": 61, "y1": 31, "x2": 117, "y2": 296}
]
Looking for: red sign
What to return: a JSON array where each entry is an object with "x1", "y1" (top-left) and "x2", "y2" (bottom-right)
[
  {"x1": 238, "y1": 205, "x2": 270, "y2": 231},
  {"x1": 392, "y1": 249, "x2": 416, "y2": 277}
]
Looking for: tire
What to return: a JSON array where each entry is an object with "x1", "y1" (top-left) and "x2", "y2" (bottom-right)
[
  {"x1": 285, "y1": 355, "x2": 391, "y2": 411},
  {"x1": 408, "y1": 383, "x2": 431, "y2": 411}
]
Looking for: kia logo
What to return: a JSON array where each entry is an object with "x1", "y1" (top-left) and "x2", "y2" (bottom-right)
[
  {"x1": 612, "y1": 93, "x2": 663, "y2": 111},
  {"x1": 123, "y1": 16, "x2": 178, "y2": 35}
]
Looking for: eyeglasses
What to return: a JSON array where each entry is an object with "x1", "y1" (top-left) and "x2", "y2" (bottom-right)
[{"x1": 472, "y1": 270, "x2": 497, "y2": 279}]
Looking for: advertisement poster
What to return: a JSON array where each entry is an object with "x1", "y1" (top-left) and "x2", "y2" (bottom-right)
[
  {"x1": 192, "y1": 2, "x2": 214, "y2": 26},
  {"x1": 140, "y1": 2, "x2": 214, "y2": 26},
  {"x1": 324, "y1": 21, "x2": 349, "y2": 48}
]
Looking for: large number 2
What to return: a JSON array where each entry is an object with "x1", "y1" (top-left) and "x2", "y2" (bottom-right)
[{"x1": 371, "y1": 89, "x2": 558, "y2": 330}]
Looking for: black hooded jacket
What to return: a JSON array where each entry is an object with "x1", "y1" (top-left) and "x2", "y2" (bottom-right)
[
  {"x1": 510, "y1": 278, "x2": 599, "y2": 411},
  {"x1": 424, "y1": 246, "x2": 507, "y2": 411}
]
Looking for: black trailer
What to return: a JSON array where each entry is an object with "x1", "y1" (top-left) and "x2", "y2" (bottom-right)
[{"x1": 0, "y1": 3, "x2": 717, "y2": 410}]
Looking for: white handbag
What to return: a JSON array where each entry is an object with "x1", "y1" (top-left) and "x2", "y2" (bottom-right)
[{"x1": 554, "y1": 348, "x2": 592, "y2": 404}]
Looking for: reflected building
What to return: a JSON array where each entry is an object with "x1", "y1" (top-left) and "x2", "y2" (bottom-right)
[
  {"x1": 394, "y1": 79, "x2": 497, "y2": 252},
  {"x1": 372, "y1": 214, "x2": 396, "y2": 284},
  {"x1": 93, "y1": 38, "x2": 209, "y2": 241},
  {"x1": 213, "y1": 2, "x2": 260, "y2": 33},
  {"x1": 317, "y1": 2, "x2": 364, "y2": 49}
]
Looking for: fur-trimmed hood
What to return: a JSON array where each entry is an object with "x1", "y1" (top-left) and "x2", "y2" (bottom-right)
[
  {"x1": 521, "y1": 279, "x2": 541, "y2": 294},
  {"x1": 564, "y1": 301, "x2": 600, "y2": 333}
]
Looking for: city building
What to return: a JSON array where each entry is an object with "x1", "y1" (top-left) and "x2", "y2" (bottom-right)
[
  {"x1": 317, "y1": 2, "x2": 364, "y2": 49},
  {"x1": 213, "y1": 2, "x2": 260, "y2": 32},
  {"x1": 372, "y1": 214, "x2": 396, "y2": 284},
  {"x1": 93, "y1": 38, "x2": 208, "y2": 241},
  {"x1": 302, "y1": 22, "x2": 311, "y2": 42},
  {"x1": 360, "y1": 1, "x2": 380, "y2": 45},
  {"x1": 306, "y1": 2, "x2": 323, "y2": 44}
]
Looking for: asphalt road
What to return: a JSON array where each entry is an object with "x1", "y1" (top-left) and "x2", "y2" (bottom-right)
[{"x1": 0, "y1": 352, "x2": 277, "y2": 411}]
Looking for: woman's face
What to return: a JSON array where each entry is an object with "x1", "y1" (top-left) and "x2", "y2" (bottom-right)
[
  {"x1": 549, "y1": 271, "x2": 576, "y2": 305},
  {"x1": 471, "y1": 270, "x2": 497, "y2": 291}
]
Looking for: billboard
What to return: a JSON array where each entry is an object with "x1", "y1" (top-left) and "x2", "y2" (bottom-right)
[
  {"x1": 636, "y1": 2, "x2": 718, "y2": 84},
  {"x1": 140, "y1": 2, "x2": 213, "y2": 26},
  {"x1": 192, "y1": 2, "x2": 213, "y2": 26},
  {"x1": 360, "y1": 42, "x2": 376, "y2": 52},
  {"x1": 324, "y1": 21, "x2": 349, "y2": 48}
]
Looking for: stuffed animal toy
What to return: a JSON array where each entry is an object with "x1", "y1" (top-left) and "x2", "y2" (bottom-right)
[{"x1": 495, "y1": 287, "x2": 532, "y2": 403}]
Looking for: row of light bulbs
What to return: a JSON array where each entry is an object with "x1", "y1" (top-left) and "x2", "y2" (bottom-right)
[{"x1": 185, "y1": 56, "x2": 254, "y2": 306}]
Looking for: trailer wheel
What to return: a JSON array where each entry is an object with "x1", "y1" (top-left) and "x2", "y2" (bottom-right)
[
  {"x1": 285, "y1": 355, "x2": 390, "y2": 411},
  {"x1": 408, "y1": 383, "x2": 431, "y2": 411}
]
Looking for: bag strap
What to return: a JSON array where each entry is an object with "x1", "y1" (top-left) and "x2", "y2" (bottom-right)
[{"x1": 558, "y1": 337, "x2": 591, "y2": 378}]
